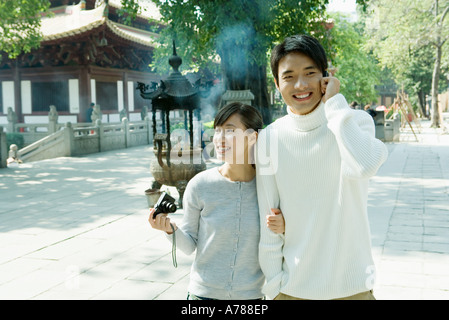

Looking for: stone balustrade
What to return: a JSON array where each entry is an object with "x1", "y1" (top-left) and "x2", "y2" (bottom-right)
[
  {"x1": 1, "y1": 104, "x2": 187, "y2": 164},
  {"x1": 16, "y1": 117, "x2": 155, "y2": 162},
  {"x1": 4, "y1": 106, "x2": 185, "y2": 147}
]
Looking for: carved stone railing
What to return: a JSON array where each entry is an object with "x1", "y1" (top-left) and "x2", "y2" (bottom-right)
[
  {"x1": 4, "y1": 105, "x2": 185, "y2": 147},
  {"x1": 13, "y1": 123, "x2": 66, "y2": 146},
  {"x1": 17, "y1": 127, "x2": 70, "y2": 163},
  {"x1": 4, "y1": 106, "x2": 63, "y2": 147},
  {"x1": 1, "y1": 99, "x2": 191, "y2": 164},
  {"x1": 71, "y1": 117, "x2": 153, "y2": 156},
  {"x1": 14, "y1": 116, "x2": 160, "y2": 162}
]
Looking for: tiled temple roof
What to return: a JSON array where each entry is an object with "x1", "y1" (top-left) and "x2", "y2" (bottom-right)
[{"x1": 41, "y1": 2, "x2": 158, "y2": 47}]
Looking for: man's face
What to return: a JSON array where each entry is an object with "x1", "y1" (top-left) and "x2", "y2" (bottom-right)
[{"x1": 275, "y1": 52, "x2": 323, "y2": 115}]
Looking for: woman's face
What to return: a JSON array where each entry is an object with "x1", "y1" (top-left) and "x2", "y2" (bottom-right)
[{"x1": 213, "y1": 113, "x2": 257, "y2": 164}]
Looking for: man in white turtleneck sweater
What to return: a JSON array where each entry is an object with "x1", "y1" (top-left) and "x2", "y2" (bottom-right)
[{"x1": 256, "y1": 35, "x2": 388, "y2": 300}]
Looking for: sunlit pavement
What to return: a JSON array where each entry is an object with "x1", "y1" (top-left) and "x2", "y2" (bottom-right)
[
  {"x1": 0, "y1": 118, "x2": 448, "y2": 300},
  {"x1": 369, "y1": 119, "x2": 449, "y2": 299}
]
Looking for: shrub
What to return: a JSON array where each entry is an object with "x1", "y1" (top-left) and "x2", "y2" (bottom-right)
[{"x1": 6, "y1": 133, "x2": 24, "y2": 150}]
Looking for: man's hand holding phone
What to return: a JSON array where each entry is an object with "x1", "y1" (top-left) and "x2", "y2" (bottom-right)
[{"x1": 320, "y1": 75, "x2": 340, "y2": 104}]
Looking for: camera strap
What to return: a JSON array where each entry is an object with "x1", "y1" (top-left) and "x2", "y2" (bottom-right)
[{"x1": 170, "y1": 223, "x2": 177, "y2": 268}]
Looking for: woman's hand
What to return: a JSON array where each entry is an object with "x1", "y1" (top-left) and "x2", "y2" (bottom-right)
[
  {"x1": 267, "y1": 208, "x2": 285, "y2": 234},
  {"x1": 148, "y1": 208, "x2": 177, "y2": 234}
]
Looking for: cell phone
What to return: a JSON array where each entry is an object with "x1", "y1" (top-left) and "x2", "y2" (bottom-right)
[{"x1": 323, "y1": 70, "x2": 329, "y2": 77}]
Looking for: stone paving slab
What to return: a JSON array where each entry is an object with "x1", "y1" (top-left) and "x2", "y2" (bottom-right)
[
  {"x1": 368, "y1": 120, "x2": 449, "y2": 299},
  {"x1": 0, "y1": 119, "x2": 448, "y2": 300}
]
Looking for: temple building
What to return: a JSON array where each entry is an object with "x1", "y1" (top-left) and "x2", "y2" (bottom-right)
[{"x1": 0, "y1": 0, "x2": 162, "y2": 126}]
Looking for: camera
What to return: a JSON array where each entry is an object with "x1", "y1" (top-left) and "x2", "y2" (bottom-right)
[{"x1": 153, "y1": 192, "x2": 177, "y2": 217}]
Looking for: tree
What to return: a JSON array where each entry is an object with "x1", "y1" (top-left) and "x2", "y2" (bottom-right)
[
  {"x1": 120, "y1": 0, "x2": 370, "y2": 124},
  {"x1": 151, "y1": 0, "x2": 331, "y2": 124},
  {"x1": 394, "y1": 46, "x2": 435, "y2": 117},
  {"x1": 328, "y1": 13, "x2": 380, "y2": 105},
  {"x1": 1, "y1": 0, "x2": 372, "y2": 124},
  {"x1": 0, "y1": 0, "x2": 50, "y2": 60},
  {"x1": 364, "y1": 0, "x2": 449, "y2": 127},
  {"x1": 430, "y1": 0, "x2": 449, "y2": 127}
]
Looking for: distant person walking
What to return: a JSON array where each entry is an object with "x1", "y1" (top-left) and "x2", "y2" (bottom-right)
[
  {"x1": 86, "y1": 102, "x2": 95, "y2": 122},
  {"x1": 364, "y1": 104, "x2": 377, "y2": 119}
]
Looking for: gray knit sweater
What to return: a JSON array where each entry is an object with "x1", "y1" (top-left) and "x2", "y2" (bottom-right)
[{"x1": 167, "y1": 167, "x2": 264, "y2": 299}]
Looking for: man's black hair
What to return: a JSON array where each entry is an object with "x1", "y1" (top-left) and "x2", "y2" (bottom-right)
[{"x1": 270, "y1": 34, "x2": 328, "y2": 84}]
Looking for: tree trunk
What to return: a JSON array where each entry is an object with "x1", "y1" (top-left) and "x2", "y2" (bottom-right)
[
  {"x1": 429, "y1": 0, "x2": 449, "y2": 128},
  {"x1": 430, "y1": 44, "x2": 442, "y2": 128},
  {"x1": 219, "y1": 47, "x2": 272, "y2": 124},
  {"x1": 246, "y1": 62, "x2": 272, "y2": 125},
  {"x1": 417, "y1": 89, "x2": 427, "y2": 118}
]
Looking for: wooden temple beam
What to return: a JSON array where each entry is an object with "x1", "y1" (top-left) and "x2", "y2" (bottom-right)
[
  {"x1": 13, "y1": 61, "x2": 23, "y2": 122},
  {"x1": 78, "y1": 66, "x2": 91, "y2": 122}
]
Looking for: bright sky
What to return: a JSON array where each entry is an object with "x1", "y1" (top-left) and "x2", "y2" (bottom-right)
[
  {"x1": 326, "y1": 0, "x2": 358, "y2": 21},
  {"x1": 326, "y1": 0, "x2": 357, "y2": 14}
]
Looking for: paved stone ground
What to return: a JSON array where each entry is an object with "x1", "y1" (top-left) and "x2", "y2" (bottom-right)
[
  {"x1": 0, "y1": 119, "x2": 448, "y2": 300},
  {"x1": 369, "y1": 120, "x2": 449, "y2": 299}
]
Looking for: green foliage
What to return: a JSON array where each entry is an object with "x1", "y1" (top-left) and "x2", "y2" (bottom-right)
[
  {"x1": 118, "y1": 0, "x2": 141, "y2": 26},
  {"x1": 149, "y1": 0, "x2": 331, "y2": 76},
  {"x1": 364, "y1": 0, "x2": 448, "y2": 81},
  {"x1": 6, "y1": 133, "x2": 24, "y2": 150},
  {"x1": 171, "y1": 120, "x2": 215, "y2": 132},
  {"x1": 328, "y1": 13, "x2": 381, "y2": 104},
  {"x1": 121, "y1": 0, "x2": 370, "y2": 76},
  {"x1": 0, "y1": 0, "x2": 51, "y2": 59},
  {"x1": 363, "y1": 0, "x2": 449, "y2": 116},
  {"x1": 393, "y1": 46, "x2": 439, "y2": 110},
  {"x1": 202, "y1": 120, "x2": 214, "y2": 130},
  {"x1": 115, "y1": 0, "x2": 373, "y2": 124},
  {"x1": 143, "y1": 0, "x2": 339, "y2": 124},
  {"x1": 170, "y1": 121, "x2": 186, "y2": 132}
]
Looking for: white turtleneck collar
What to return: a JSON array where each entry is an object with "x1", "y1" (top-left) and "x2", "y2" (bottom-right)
[{"x1": 286, "y1": 101, "x2": 327, "y2": 132}]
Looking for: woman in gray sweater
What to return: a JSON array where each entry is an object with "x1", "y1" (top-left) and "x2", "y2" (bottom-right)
[{"x1": 149, "y1": 102, "x2": 284, "y2": 300}]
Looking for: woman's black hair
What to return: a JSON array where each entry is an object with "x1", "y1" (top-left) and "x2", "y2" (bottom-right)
[
  {"x1": 214, "y1": 102, "x2": 263, "y2": 133},
  {"x1": 270, "y1": 34, "x2": 328, "y2": 84}
]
